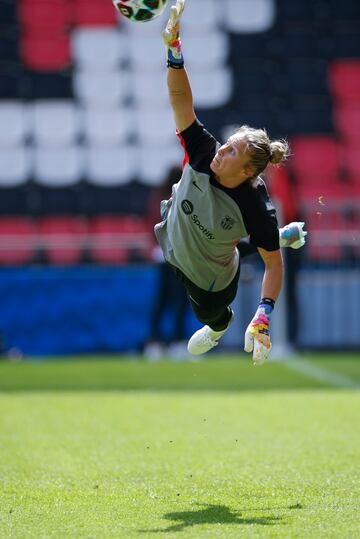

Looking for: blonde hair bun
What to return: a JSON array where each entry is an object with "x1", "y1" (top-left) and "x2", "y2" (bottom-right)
[{"x1": 269, "y1": 140, "x2": 290, "y2": 165}]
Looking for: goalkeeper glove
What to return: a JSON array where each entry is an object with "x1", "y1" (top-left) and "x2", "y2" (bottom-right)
[
  {"x1": 244, "y1": 299, "x2": 274, "y2": 366},
  {"x1": 162, "y1": 0, "x2": 186, "y2": 68},
  {"x1": 279, "y1": 221, "x2": 307, "y2": 249}
]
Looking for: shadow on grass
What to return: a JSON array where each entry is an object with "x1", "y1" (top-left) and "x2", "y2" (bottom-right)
[{"x1": 139, "y1": 503, "x2": 282, "y2": 533}]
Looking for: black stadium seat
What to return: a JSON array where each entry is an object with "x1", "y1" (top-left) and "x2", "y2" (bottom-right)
[
  {"x1": 280, "y1": 23, "x2": 323, "y2": 59},
  {"x1": 25, "y1": 69, "x2": 73, "y2": 99},
  {"x1": 0, "y1": 0, "x2": 18, "y2": 25},
  {"x1": 287, "y1": 95, "x2": 334, "y2": 135},
  {"x1": 0, "y1": 63, "x2": 28, "y2": 99},
  {"x1": 276, "y1": 0, "x2": 319, "y2": 22},
  {"x1": 331, "y1": 22, "x2": 360, "y2": 58},
  {"x1": 0, "y1": 26, "x2": 19, "y2": 64},
  {"x1": 327, "y1": 0, "x2": 360, "y2": 20},
  {"x1": 285, "y1": 59, "x2": 330, "y2": 96}
]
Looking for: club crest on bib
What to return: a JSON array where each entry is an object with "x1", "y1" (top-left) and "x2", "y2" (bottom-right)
[{"x1": 221, "y1": 216, "x2": 235, "y2": 230}]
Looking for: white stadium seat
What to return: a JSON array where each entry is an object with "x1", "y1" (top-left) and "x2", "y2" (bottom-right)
[
  {"x1": 34, "y1": 144, "x2": 84, "y2": 186},
  {"x1": 135, "y1": 104, "x2": 177, "y2": 145},
  {"x1": 85, "y1": 144, "x2": 136, "y2": 185},
  {"x1": 223, "y1": 0, "x2": 275, "y2": 33},
  {"x1": 132, "y1": 67, "x2": 169, "y2": 106},
  {"x1": 181, "y1": 0, "x2": 219, "y2": 32},
  {"x1": 30, "y1": 100, "x2": 81, "y2": 146},
  {"x1": 128, "y1": 33, "x2": 165, "y2": 71},
  {"x1": 82, "y1": 106, "x2": 134, "y2": 145},
  {"x1": 188, "y1": 66, "x2": 233, "y2": 108},
  {"x1": 0, "y1": 101, "x2": 30, "y2": 147},
  {"x1": 182, "y1": 31, "x2": 229, "y2": 70},
  {"x1": 71, "y1": 27, "x2": 128, "y2": 71},
  {"x1": 0, "y1": 145, "x2": 32, "y2": 186},
  {"x1": 74, "y1": 69, "x2": 131, "y2": 107},
  {"x1": 137, "y1": 143, "x2": 183, "y2": 186}
]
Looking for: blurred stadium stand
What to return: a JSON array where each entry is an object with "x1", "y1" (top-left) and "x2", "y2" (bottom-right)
[{"x1": 0, "y1": 0, "x2": 359, "y2": 354}]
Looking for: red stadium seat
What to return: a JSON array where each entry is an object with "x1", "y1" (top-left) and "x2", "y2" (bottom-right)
[
  {"x1": 295, "y1": 171, "x2": 339, "y2": 189},
  {"x1": 298, "y1": 179, "x2": 359, "y2": 262},
  {"x1": 0, "y1": 217, "x2": 35, "y2": 265},
  {"x1": 307, "y1": 224, "x2": 342, "y2": 262},
  {"x1": 290, "y1": 136, "x2": 340, "y2": 184},
  {"x1": 18, "y1": 0, "x2": 70, "y2": 36},
  {"x1": 37, "y1": 217, "x2": 88, "y2": 266},
  {"x1": 333, "y1": 105, "x2": 360, "y2": 142},
  {"x1": 328, "y1": 61, "x2": 360, "y2": 104},
  {"x1": 120, "y1": 216, "x2": 154, "y2": 261},
  {"x1": 88, "y1": 217, "x2": 130, "y2": 265},
  {"x1": 21, "y1": 34, "x2": 71, "y2": 71},
  {"x1": 303, "y1": 205, "x2": 344, "y2": 262},
  {"x1": 339, "y1": 144, "x2": 360, "y2": 181},
  {"x1": 348, "y1": 180, "x2": 360, "y2": 200},
  {"x1": 88, "y1": 216, "x2": 153, "y2": 265},
  {"x1": 296, "y1": 179, "x2": 346, "y2": 203},
  {"x1": 71, "y1": 0, "x2": 118, "y2": 27}
]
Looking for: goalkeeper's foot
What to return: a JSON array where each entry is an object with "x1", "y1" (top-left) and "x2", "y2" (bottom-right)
[
  {"x1": 188, "y1": 310, "x2": 234, "y2": 355},
  {"x1": 279, "y1": 222, "x2": 307, "y2": 249}
]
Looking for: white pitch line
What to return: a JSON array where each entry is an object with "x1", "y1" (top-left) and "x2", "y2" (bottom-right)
[{"x1": 282, "y1": 359, "x2": 360, "y2": 390}]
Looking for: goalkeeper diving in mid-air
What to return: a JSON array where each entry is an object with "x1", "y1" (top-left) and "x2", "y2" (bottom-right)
[{"x1": 154, "y1": 0, "x2": 307, "y2": 365}]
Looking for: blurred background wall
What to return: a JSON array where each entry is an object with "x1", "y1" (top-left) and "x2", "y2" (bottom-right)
[{"x1": 0, "y1": 0, "x2": 359, "y2": 356}]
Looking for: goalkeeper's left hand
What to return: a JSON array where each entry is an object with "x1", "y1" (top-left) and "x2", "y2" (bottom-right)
[
  {"x1": 162, "y1": 0, "x2": 185, "y2": 48},
  {"x1": 244, "y1": 302, "x2": 273, "y2": 366}
]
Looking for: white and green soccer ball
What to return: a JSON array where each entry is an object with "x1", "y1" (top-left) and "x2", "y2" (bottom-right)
[{"x1": 113, "y1": 0, "x2": 168, "y2": 22}]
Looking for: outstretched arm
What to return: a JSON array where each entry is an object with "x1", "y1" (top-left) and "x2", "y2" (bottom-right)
[
  {"x1": 162, "y1": 0, "x2": 196, "y2": 132},
  {"x1": 167, "y1": 59, "x2": 196, "y2": 132},
  {"x1": 258, "y1": 247, "x2": 283, "y2": 302}
]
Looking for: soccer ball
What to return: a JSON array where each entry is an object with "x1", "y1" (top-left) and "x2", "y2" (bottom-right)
[{"x1": 113, "y1": 0, "x2": 168, "y2": 22}]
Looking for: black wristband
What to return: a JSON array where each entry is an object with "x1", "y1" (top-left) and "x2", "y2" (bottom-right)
[
  {"x1": 260, "y1": 297, "x2": 275, "y2": 310},
  {"x1": 167, "y1": 59, "x2": 184, "y2": 69}
]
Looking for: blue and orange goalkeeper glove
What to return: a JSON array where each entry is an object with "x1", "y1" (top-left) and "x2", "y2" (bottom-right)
[
  {"x1": 162, "y1": 0, "x2": 185, "y2": 68},
  {"x1": 244, "y1": 299, "x2": 274, "y2": 366}
]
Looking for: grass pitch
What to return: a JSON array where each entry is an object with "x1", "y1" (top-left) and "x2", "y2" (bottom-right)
[{"x1": 0, "y1": 354, "x2": 359, "y2": 538}]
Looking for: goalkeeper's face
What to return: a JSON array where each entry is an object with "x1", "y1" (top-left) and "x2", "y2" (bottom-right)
[{"x1": 210, "y1": 134, "x2": 254, "y2": 188}]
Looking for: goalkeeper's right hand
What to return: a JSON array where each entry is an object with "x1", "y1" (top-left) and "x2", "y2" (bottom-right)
[
  {"x1": 162, "y1": 0, "x2": 185, "y2": 56},
  {"x1": 244, "y1": 302, "x2": 273, "y2": 366}
]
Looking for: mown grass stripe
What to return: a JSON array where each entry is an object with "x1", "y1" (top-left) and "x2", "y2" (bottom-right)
[{"x1": 282, "y1": 359, "x2": 360, "y2": 390}]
